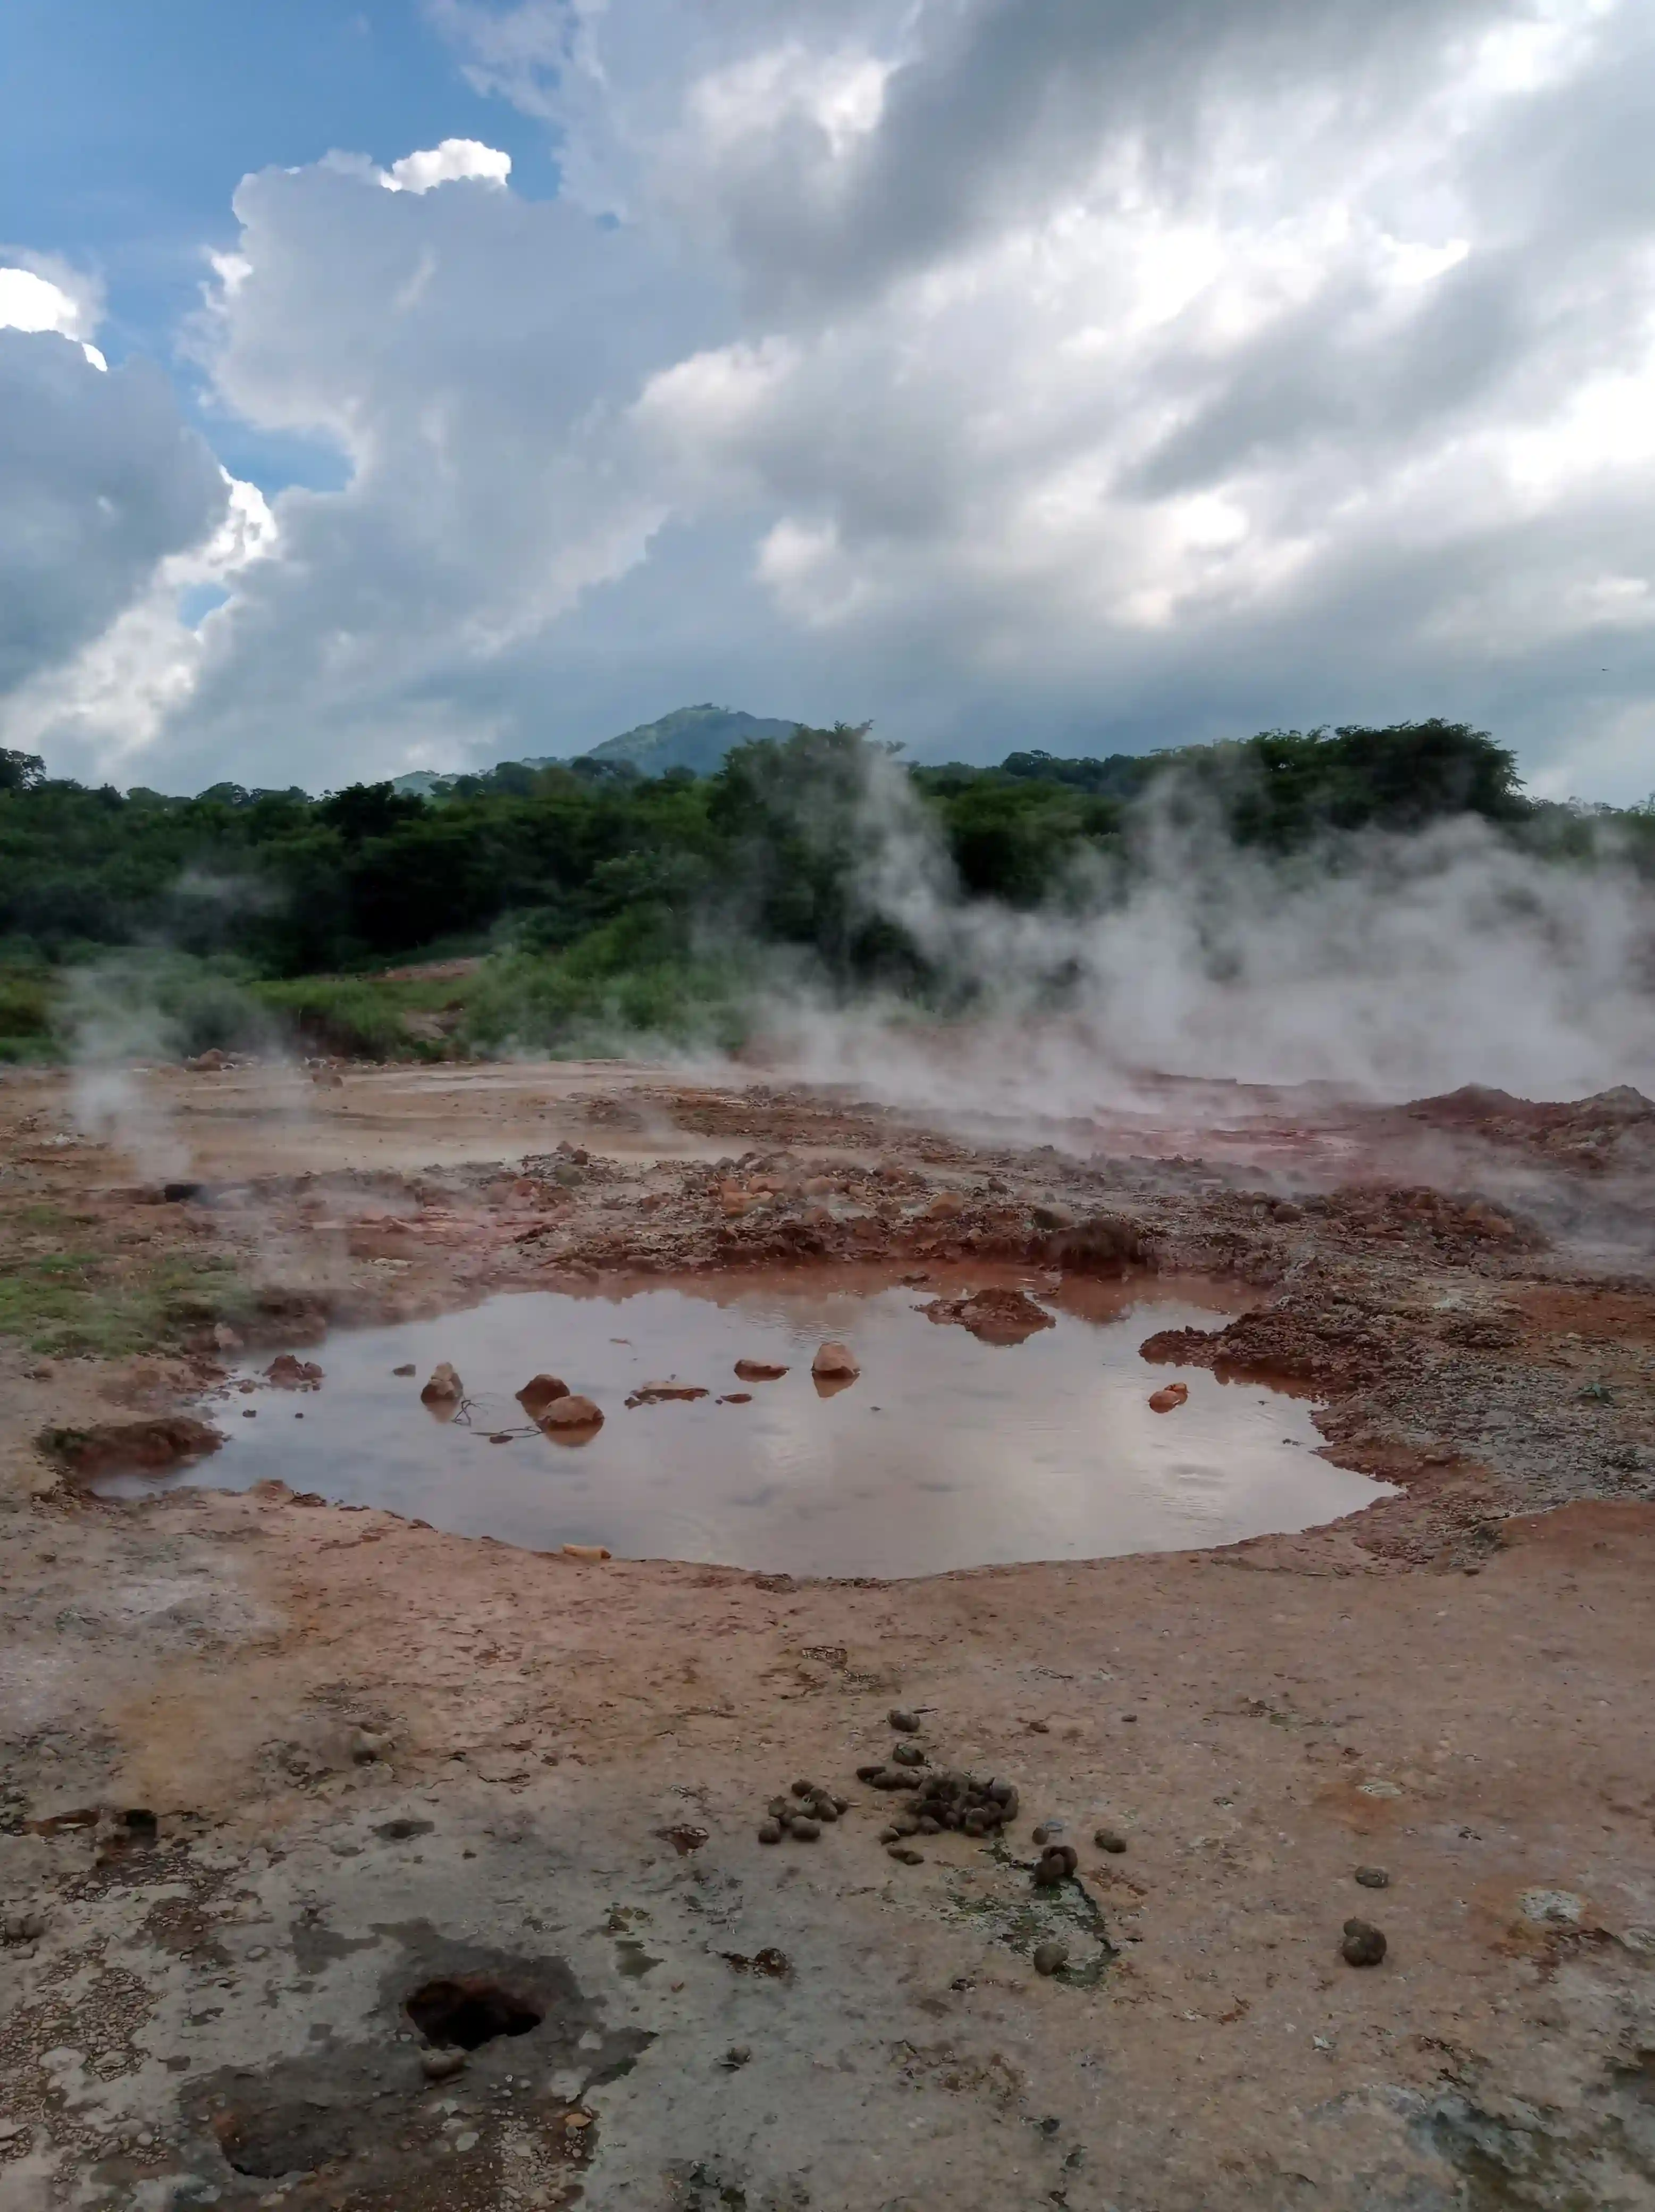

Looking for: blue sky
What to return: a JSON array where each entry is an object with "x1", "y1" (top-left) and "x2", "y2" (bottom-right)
[{"x1": 2, "y1": 0, "x2": 1654, "y2": 798}]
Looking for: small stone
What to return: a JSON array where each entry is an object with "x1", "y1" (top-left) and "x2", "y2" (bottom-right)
[
  {"x1": 812, "y1": 1799, "x2": 839, "y2": 1823},
  {"x1": 393, "y1": 1364, "x2": 416, "y2": 1377},
  {"x1": 791, "y1": 1779, "x2": 816, "y2": 1797},
  {"x1": 421, "y1": 2048, "x2": 467, "y2": 2081},
  {"x1": 1033, "y1": 1940, "x2": 1069, "y2": 1976},
  {"x1": 1341, "y1": 1919, "x2": 1387, "y2": 1967},
  {"x1": 1354, "y1": 1865, "x2": 1389, "y2": 1889},
  {"x1": 812, "y1": 1342, "x2": 860, "y2": 1380},
  {"x1": 886, "y1": 1845, "x2": 923, "y2": 1865},
  {"x1": 722, "y1": 2045, "x2": 752, "y2": 2069},
  {"x1": 453, "y1": 2131, "x2": 479, "y2": 2153},
  {"x1": 889, "y1": 1709, "x2": 922, "y2": 1733},
  {"x1": 516, "y1": 1373, "x2": 570, "y2": 1418},
  {"x1": 878, "y1": 1824, "x2": 901, "y2": 1844},
  {"x1": 789, "y1": 1817, "x2": 821, "y2": 1841},
  {"x1": 891, "y1": 1742, "x2": 926, "y2": 1767},
  {"x1": 541, "y1": 1395, "x2": 603, "y2": 1434},
  {"x1": 420, "y1": 1362, "x2": 464, "y2": 1404},
  {"x1": 1094, "y1": 1828, "x2": 1128, "y2": 1854},
  {"x1": 757, "y1": 1821, "x2": 783, "y2": 1845},
  {"x1": 767, "y1": 1796, "x2": 790, "y2": 1818},
  {"x1": 1147, "y1": 1382, "x2": 1189, "y2": 1413}
]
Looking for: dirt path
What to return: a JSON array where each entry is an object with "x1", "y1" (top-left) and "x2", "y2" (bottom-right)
[{"x1": 3, "y1": 1060, "x2": 1654, "y2": 2210}]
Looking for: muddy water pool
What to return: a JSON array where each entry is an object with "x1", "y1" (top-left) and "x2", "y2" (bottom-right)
[{"x1": 99, "y1": 1269, "x2": 1391, "y2": 1576}]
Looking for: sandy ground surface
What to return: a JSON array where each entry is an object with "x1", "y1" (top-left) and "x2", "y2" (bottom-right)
[{"x1": 3, "y1": 1056, "x2": 1655, "y2": 2211}]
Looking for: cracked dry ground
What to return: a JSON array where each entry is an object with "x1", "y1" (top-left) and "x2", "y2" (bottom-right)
[{"x1": 3, "y1": 1060, "x2": 1655, "y2": 2211}]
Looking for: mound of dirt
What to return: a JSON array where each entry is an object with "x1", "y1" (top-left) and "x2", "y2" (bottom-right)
[{"x1": 922, "y1": 1286, "x2": 1055, "y2": 1344}]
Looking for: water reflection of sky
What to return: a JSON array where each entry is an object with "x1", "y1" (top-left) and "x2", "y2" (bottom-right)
[{"x1": 98, "y1": 1272, "x2": 1391, "y2": 1577}]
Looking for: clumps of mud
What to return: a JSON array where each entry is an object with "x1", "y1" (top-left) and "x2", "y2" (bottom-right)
[
  {"x1": 922, "y1": 1286, "x2": 1055, "y2": 1344},
  {"x1": 756, "y1": 1780, "x2": 848, "y2": 1844},
  {"x1": 39, "y1": 1414, "x2": 223, "y2": 1482}
]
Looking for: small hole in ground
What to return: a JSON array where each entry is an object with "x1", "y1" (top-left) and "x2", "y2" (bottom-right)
[{"x1": 406, "y1": 1975, "x2": 544, "y2": 2050}]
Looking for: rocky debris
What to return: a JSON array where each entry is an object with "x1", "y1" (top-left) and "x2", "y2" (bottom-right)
[
  {"x1": 626, "y1": 1381, "x2": 710, "y2": 1406},
  {"x1": 392, "y1": 1363, "x2": 416, "y2": 1377},
  {"x1": 873, "y1": 1759, "x2": 1020, "y2": 1841},
  {"x1": 1034, "y1": 1844, "x2": 1079, "y2": 1888},
  {"x1": 1044, "y1": 1212, "x2": 1155, "y2": 1272},
  {"x1": 1147, "y1": 1382, "x2": 1188, "y2": 1413},
  {"x1": 1354, "y1": 1865, "x2": 1390, "y2": 1889},
  {"x1": 265, "y1": 1353, "x2": 324, "y2": 1388},
  {"x1": 516, "y1": 1373, "x2": 570, "y2": 1418},
  {"x1": 1341, "y1": 1918, "x2": 1387, "y2": 1966},
  {"x1": 539, "y1": 1395, "x2": 604, "y2": 1434},
  {"x1": 2, "y1": 1908, "x2": 47, "y2": 1945},
  {"x1": 419, "y1": 1362, "x2": 464, "y2": 1404},
  {"x1": 562, "y1": 1542, "x2": 611, "y2": 1562},
  {"x1": 1094, "y1": 1828, "x2": 1128, "y2": 1854},
  {"x1": 419, "y1": 2048, "x2": 467, "y2": 2082},
  {"x1": 812, "y1": 1342, "x2": 860, "y2": 1380},
  {"x1": 721, "y1": 2045, "x2": 752, "y2": 2071},
  {"x1": 40, "y1": 1414, "x2": 223, "y2": 1481},
  {"x1": 1033, "y1": 1940, "x2": 1069, "y2": 1976},
  {"x1": 757, "y1": 1782, "x2": 846, "y2": 1842},
  {"x1": 734, "y1": 1358, "x2": 789, "y2": 1381},
  {"x1": 922, "y1": 1286, "x2": 1055, "y2": 1344}
]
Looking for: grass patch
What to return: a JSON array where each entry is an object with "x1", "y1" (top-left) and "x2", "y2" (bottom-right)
[
  {"x1": 251, "y1": 973, "x2": 465, "y2": 1059},
  {"x1": 0, "y1": 1248, "x2": 256, "y2": 1358}
]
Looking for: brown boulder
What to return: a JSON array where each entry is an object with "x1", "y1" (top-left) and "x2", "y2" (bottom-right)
[
  {"x1": 516, "y1": 1373, "x2": 570, "y2": 1418},
  {"x1": 1147, "y1": 1382, "x2": 1189, "y2": 1413},
  {"x1": 41, "y1": 1416, "x2": 223, "y2": 1482},
  {"x1": 265, "y1": 1354, "x2": 324, "y2": 1388},
  {"x1": 923, "y1": 1286, "x2": 1054, "y2": 1345},
  {"x1": 811, "y1": 1342, "x2": 860, "y2": 1379},
  {"x1": 419, "y1": 1363, "x2": 464, "y2": 1404},
  {"x1": 539, "y1": 1395, "x2": 604, "y2": 1437},
  {"x1": 734, "y1": 1358, "x2": 789, "y2": 1382}
]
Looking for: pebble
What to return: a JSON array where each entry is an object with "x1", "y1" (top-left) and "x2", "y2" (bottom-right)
[
  {"x1": 757, "y1": 1821, "x2": 783, "y2": 1845},
  {"x1": 1354, "y1": 1865, "x2": 1389, "y2": 1889},
  {"x1": 790, "y1": 1817, "x2": 821, "y2": 1842},
  {"x1": 886, "y1": 1845, "x2": 924, "y2": 1865},
  {"x1": 1094, "y1": 1828, "x2": 1128, "y2": 1854},
  {"x1": 421, "y1": 2049, "x2": 467, "y2": 2081},
  {"x1": 1341, "y1": 1919, "x2": 1387, "y2": 1967},
  {"x1": 891, "y1": 1743, "x2": 926, "y2": 1767},
  {"x1": 1033, "y1": 1940, "x2": 1069, "y2": 1976},
  {"x1": 889, "y1": 1710, "x2": 922, "y2": 1733},
  {"x1": 722, "y1": 2045, "x2": 752, "y2": 2070}
]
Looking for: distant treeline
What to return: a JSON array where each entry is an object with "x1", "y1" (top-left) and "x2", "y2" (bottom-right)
[{"x1": 0, "y1": 719, "x2": 1643, "y2": 1060}]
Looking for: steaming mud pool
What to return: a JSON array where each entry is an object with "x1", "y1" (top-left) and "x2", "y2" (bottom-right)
[{"x1": 100, "y1": 1269, "x2": 1390, "y2": 1576}]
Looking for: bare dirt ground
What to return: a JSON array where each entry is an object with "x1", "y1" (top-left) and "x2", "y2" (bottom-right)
[{"x1": 3, "y1": 1057, "x2": 1655, "y2": 2211}]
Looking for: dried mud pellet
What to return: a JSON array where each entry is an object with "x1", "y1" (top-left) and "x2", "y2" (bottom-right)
[
  {"x1": 831, "y1": 1796, "x2": 848, "y2": 1815},
  {"x1": 1354, "y1": 1865, "x2": 1389, "y2": 1889},
  {"x1": 767, "y1": 1797, "x2": 789, "y2": 1819},
  {"x1": 879, "y1": 1825, "x2": 901, "y2": 1844},
  {"x1": 1094, "y1": 1828, "x2": 1127, "y2": 1854},
  {"x1": 891, "y1": 1743, "x2": 926, "y2": 1767},
  {"x1": 1032, "y1": 1940, "x2": 1069, "y2": 1976},
  {"x1": 813, "y1": 1800, "x2": 839, "y2": 1823},
  {"x1": 1341, "y1": 1920, "x2": 1387, "y2": 1967},
  {"x1": 856, "y1": 1763, "x2": 884, "y2": 1783},
  {"x1": 758, "y1": 1821, "x2": 783, "y2": 1845},
  {"x1": 889, "y1": 1709, "x2": 922, "y2": 1733},
  {"x1": 886, "y1": 1845, "x2": 924, "y2": 1866},
  {"x1": 917, "y1": 1816, "x2": 940, "y2": 1835},
  {"x1": 791, "y1": 1779, "x2": 815, "y2": 1798},
  {"x1": 790, "y1": 1817, "x2": 820, "y2": 1841}
]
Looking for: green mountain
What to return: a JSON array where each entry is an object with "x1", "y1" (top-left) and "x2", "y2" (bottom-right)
[
  {"x1": 390, "y1": 704, "x2": 803, "y2": 797},
  {"x1": 576, "y1": 704, "x2": 802, "y2": 776}
]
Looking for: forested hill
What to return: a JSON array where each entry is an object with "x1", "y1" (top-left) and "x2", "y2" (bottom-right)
[{"x1": 0, "y1": 718, "x2": 1638, "y2": 1061}]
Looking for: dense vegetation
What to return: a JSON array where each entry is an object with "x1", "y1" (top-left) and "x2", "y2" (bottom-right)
[{"x1": 0, "y1": 718, "x2": 1642, "y2": 1061}]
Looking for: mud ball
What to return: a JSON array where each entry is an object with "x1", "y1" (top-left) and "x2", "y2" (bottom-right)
[
  {"x1": 889, "y1": 1709, "x2": 922, "y2": 1733},
  {"x1": 1032, "y1": 1823, "x2": 1056, "y2": 1845},
  {"x1": 878, "y1": 1825, "x2": 902, "y2": 1844},
  {"x1": 1354, "y1": 1865, "x2": 1390, "y2": 1889},
  {"x1": 813, "y1": 1799, "x2": 840, "y2": 1823},
  {"x1": 856, "y1": 1764, "x2": 885, "y2": 1783},
  {"x1": 1341, "y1": 1919, "x2": 1387, "y2": 1967},
  {"x1": 917, "y1": 1816, "x2": 941, "y2": 1835},
  {"x1": 886, "y1": 1845, "x2": 924, "y2": 1865},
  {"x1": 792, "y1": 1779, "x2": 816, "y2": 1798},
  {"x1": 988, "y1": 1780, "x2": 1014, "y2": 1806},
  {"x1": 758, "y1": 1821, "x2": 783, "y2": 1845},
  {"x1": 1094, "y1": 1828, "x2": 1128, "y2": 1854},
  {"x1": 831, "y1": 1796, "x2": 849, "y2": 1815},
  {"x1": 892, "y1": 1743, "x2": 926, "y2": 1767},
  {"x1": 767, "y1": 1797, "x2": 790, "y2": 1819},
  {"x1": 790, "y1": 1817, "x2": 821, "y2": 1841},
  {"x1": 1032, "y1": 1941, "x2": 1069, "y2": 1976}
]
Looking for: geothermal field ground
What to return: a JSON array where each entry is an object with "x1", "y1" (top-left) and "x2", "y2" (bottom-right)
[{"x1": 3, "y1": 1054, "x2": 1655, "y2": 2210}]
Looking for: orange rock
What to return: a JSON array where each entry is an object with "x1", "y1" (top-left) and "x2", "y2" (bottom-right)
[
  {"x1": 517, "y1": 1373, "x2": 570, "y2": 1417},
  {"x1": 1147, "y1": 1382, "x2": 1189, "y2": 1413},
  {"x1": 812, "y1": 1342, "x2": 860, "y2": 1379},
  {"x1": 734, "y1": 1358, "x2": 789, "y2": 1381},
  {"x1": 561, "y1": 1543, "x2": 610, "y2": 1562},
  {"x1": 539, "y1": 1394, "x2": 604, "y2": 1437},
  {"x1": 926, "y1": 1191, "x2": 966, "y2": 1218}
]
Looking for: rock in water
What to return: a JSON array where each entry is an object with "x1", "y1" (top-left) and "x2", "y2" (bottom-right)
[
  {"x1": 1147, "y1": 1382, "x2": 1189, "y2": 1413},
  {"x1": 539, "y1": 1395, "x2": 604, "y2": 1434},
  {"x1": 517, "y1": 1373, "x2": 570, "y2": 1417},
  {"x1": 420, "y1": 1363, "x2": 463, "y2": 1404},
  {"x1": 734, "y1": 1359, "x2": 789, "y2": 1381},
  {"x1": 812, "y1": 1342, "x2": 860, "y2": 1379}
]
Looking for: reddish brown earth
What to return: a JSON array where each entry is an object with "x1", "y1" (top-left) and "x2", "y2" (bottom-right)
[{"x1": 3, "y1": 1058, "x2": 1655, "y2": 2210}]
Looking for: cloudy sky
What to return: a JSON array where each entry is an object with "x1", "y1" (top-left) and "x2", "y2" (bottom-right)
[{"x1": 3, "y1": 0, "x2": 1653, "y2": 798}]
